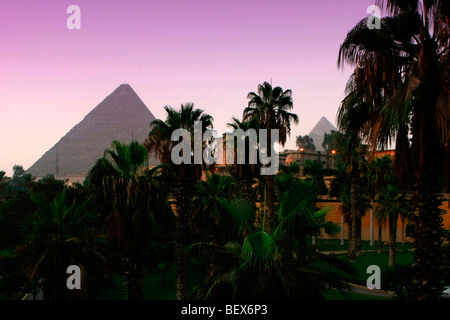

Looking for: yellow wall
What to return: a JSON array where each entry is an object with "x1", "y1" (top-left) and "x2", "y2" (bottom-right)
[{"x1": 317, "y1": 200, "x2": 450, "y2": 242}]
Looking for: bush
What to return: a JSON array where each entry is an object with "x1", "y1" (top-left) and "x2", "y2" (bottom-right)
[{"x1": 382, "y1": 265, "x2": 415, "y2": 300}]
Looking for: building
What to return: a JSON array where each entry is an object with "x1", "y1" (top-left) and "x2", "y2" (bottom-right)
[{"x1": 280, "y1": 148, "x2": 338, "y2": 175}]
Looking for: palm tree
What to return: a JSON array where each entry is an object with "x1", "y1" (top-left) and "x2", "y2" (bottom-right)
[
  {"x1": 227, "y1": 116, "x2": 261, "y2": 201},
  {"x1": 192, "y1": 173, "x2": 238, "y2": 244},
  {"x1": 191, "y1": 182, "x2": 356, "y2": 300},
  {"x1": 338, "y1": 0, "x2": 450, "y2": 299},
  {"x1": 275, "y1": 179, "x2": 338, "y2": 261},
  {"x1": 355, "y1": 184, "x2": 372, "y2": 256},
  {"x1": 376, "y1": 184, "x2": 410, "y2": 267},
  {"x1": 333, "y1": 132, "x2": 368, "y2": 262},
  {"x1": 16, "y1": 189, "x2": 105, "y2": 300},
  {"x1": 339, "y1": 189, "x2": 352, "y2": 247},
  {"x1": 102, "y1": 140, "x2": 173, "y2": 300},
  {"x1": 145, "y1": 103, "x2": 213, "y2": 300},
  {"x1": 219, "y1": 198, "x2": 258, "y2": 241},
  {"x1": 103, "y1": 141, "x2": 149, "y2": 180},
  {"x1": 190, "y1": 231, "x2": 290, "y2": 300},
  {"x1": 374, "y1": 205, "x2": 387, "y2": 254},
  {"x1": 368, "y1": 156, "x2": 396, "y2": 252},
  {"x1": 369, "y1": 157, "x2": 405, "y2": 259},
  {"x1": 275, "y1": 172, "x2": 296, "y2": 201},
  {"x1": 303, "y1": 160, "x2": 330, "y2": 196},
  {"x1": 243, "y1": 81, "x2": 299, "y2": 233}
]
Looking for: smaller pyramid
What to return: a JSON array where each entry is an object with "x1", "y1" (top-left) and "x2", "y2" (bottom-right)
[
  {"x1": 308, "y1": 117, "x2": 338, "y2": 152},
  {"x1": 27, "y1": 84, "x2": 157, "y2": 182}
]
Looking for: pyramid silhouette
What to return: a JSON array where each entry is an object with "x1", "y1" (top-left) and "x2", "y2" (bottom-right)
[
  {"x1": 308, "y1": 117, "x2": 338, "y2": 151},
  {"x1": 27, "y1": 84, "x2": 157, "y2": 182}
]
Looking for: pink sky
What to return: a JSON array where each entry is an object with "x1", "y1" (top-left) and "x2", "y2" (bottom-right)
[{"x1": 0, "y1": 0, "x2": 377, "y2": 176}]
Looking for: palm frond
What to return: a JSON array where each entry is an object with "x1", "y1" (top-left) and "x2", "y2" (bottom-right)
[
  {"x1": 241, "y1": 231, "x2": 279, "y2": 269},
  {"x1": 219, "y1": 197, "x2": 256, "y2": 233}
]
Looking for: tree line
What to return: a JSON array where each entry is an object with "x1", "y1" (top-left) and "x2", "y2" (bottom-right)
[{"x1": 2, "y1": 1, "x2": 450, "y2": 298}]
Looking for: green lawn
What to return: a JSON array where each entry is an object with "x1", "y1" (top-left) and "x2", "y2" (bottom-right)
[
  {"x1": 316, "y1": 238, "x2": 413, "y2": 252},
  {"x1": 90, "y1": 271, "x2": 177, "y2": 300},
  {"x1": 321, "y1": 250, "x2": 414, "y2": 300},
  {"x1": 90, "y1": 251, "x2": 413, "y2": 300},
  {"x1": 93, "y1": 269, "x2": 393, "y2": 301},
  {"x1": 334, "y1": 251, "x2": 414, "y2": 285},
  {"x1": 90, "y1": 258, "x2": 206, "y2": 300}
]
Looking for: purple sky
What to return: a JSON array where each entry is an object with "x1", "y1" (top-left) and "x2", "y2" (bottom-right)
[{"x1": 0, "y1": 0, "x2": 378, "y2": 176}]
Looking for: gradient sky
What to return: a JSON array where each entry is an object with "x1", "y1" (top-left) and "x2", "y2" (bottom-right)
[{"x1": 0, "y1": 0, "x2": 378, "y2": 176}]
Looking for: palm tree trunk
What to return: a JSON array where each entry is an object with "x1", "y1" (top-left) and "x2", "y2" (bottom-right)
[
  {"x1": 174, "y1": 179, "x2": 193, "y2": 300},
  {"x1": 241, "y1": 178, "x2": 253, "y2": 202},
  {"x1": 370, "y1": 199, "x2": 375, "y2": 246},
  {"x1": 401, "y1": 216, "x2": 405, "y2": 247},
  {"x1": 388, "y1": 215, "x2": 397, "y2": 267},
  {"x1": 264, "y1": 175, "x2": 276, "y2": 233},
  {"x1": 355, "y1": 215, "x2": 362, "y2": 256},
  {"x1": 408, "y1": 30, "x2": 447, "y2": 300},
  {"x1": 409, "y1": 183, "x2": 445, "y2": 300},
  {"x1": 377, "y1": 220, "x2": 383, "y2": 254},
  {"x1": 123, "y1": 252, "x2": 144, "y2": 300},
  {"x1": 347, "y1": 179, "x2": 358, "y2": 262},
  {"x1": 347, "y1": 219, "x2": 352, "y2": 250}
]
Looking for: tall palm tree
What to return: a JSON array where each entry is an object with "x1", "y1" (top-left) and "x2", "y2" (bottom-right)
[
  {"x1": 333, "y1": 132, "x2": 368, "y2": 262},
  {"x1": 145, "y1": 103, "x2": 213, "y2": 300},
  {"x1": 243, "y1": 81, "x2": 299, "y2": 233},
  {"x1": 102, "y1": 140, "x2": 173, "y2": 300},
  {"x1": 227, "y1": 116, "x2": 260, "y2": 201},
  {"x1": 338, "y1": 0, "x2": 450, "y2": 299},
  {"x1": 16, "y1": 189, "x2": 105, "y2": 300},
  {"x1": 376, "y1": 184, "x2": 410, "y2": 267},
  {"x1": 368, "y1": 156, "x2": 396, "y2": 251}
]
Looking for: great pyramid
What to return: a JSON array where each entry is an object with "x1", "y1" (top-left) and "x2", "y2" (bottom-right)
[
  {"x1": 27, "y1": 84, "x2": 157, "y2": 182},
  {"x1": 308, "y1": 117, "x2": 338, "y2": 152}
]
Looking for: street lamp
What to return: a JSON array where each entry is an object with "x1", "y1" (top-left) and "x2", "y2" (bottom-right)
[{"x1": 330, "y1": 150, "x2": 336, "y2": 168}]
